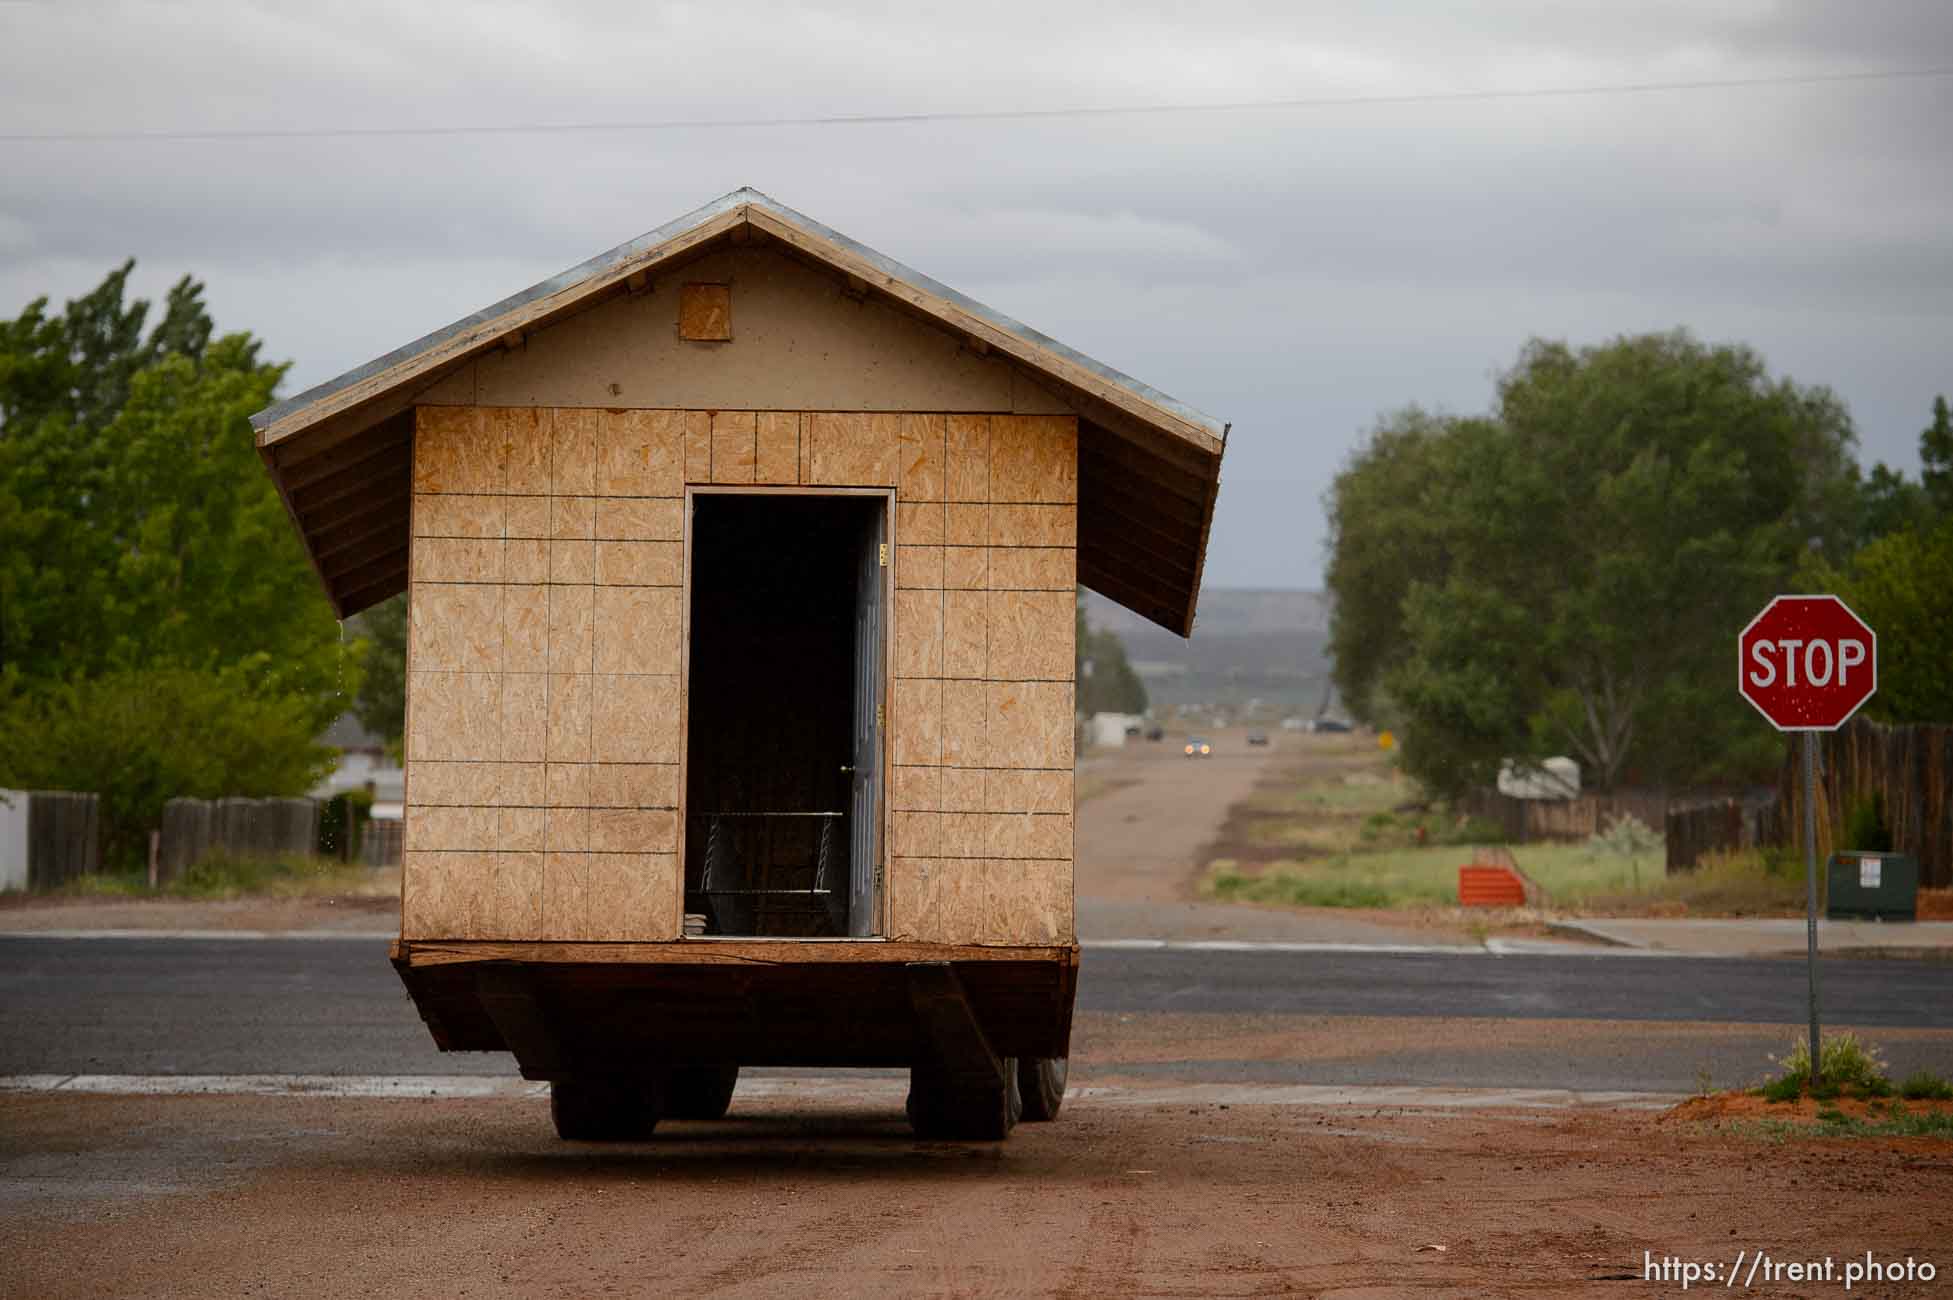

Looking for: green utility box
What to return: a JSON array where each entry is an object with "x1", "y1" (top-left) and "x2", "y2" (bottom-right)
[{"x1": 1826, "y1": 852, "x2": 1919, "y2": 922}]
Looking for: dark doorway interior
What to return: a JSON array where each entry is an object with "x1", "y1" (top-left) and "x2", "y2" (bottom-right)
[{"x1": 685, "y1": 494, "x2": 884, "y2": 937}]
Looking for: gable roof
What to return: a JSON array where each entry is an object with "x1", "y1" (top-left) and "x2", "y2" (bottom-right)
[{"x1": 253, "y1": 188, "x2": 1226, "y2": 635}]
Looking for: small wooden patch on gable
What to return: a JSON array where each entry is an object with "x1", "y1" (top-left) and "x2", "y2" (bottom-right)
[
  {"x1": 678, "y1": 283, "x2": 732, "y2": 342},
  {"x1": 415, "y1": 247, "x2": 1076, "y2": 417}
]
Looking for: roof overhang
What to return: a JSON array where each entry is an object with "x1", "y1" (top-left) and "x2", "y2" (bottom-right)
[{"x1": 254, "y1": 188, "x2": 1227, "y2": 635}]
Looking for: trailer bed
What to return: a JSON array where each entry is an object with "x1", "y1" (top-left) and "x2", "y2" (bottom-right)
[{"x1": 391, "y1": 941, "x2": 1079, "y2": 1075}]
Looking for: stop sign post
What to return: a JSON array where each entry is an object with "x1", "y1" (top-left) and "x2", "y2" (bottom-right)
[{"x1": 1738, "y1": 595, "x2": 1877, "y2": 1090}]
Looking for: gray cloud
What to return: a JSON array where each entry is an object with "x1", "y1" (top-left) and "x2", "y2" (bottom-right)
[{"x1": 2, "y1": 0, "x2": 1949, "y2": 591}]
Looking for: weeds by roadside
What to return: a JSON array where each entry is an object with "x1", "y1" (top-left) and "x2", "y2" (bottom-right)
[
  {"x1": 50, "y1": 854, "x2": 391, "y2": 902},
  {"x1": 1741, "y1": 1106, "x2": 1953, "y2": 1141},
  {"x1": 1203, "y1": 838, "x2": 1769, "y2": 913},
  {"x1": 1762, "y1": 1032, "x2": 1891, "y2": 1101},
  {"x1": 1208, "y1": 866, "x2": 1404, "y2": 910},
  {"x1": 1671, "y1": 1035, "x2": 1953, "y2": 1140},
  {"x1": 1899, "y1": 1070, "x2": 1953, "y2": 1101},
  {"x1": 1202, "y1": 736, "x2": 1806, "y2": 915}
]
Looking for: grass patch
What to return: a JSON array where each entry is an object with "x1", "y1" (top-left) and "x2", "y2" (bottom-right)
[
  {"x1": 1750, "y1": 1033, "x2": 1940, "y2": 1106},
  {"x1": 1744, "y1": 1105, "x2": 1953, "y2": 1141},
  {"x1": 1899, "y1": 1070, "x2": 1953, "y2": 1101},
  {"x1": 1209, "y1": 865, "x2": 1402, "y2": 910},
  {"x1": 1206, "y1": 736, "x2": 1805, "y2": 916},
  {"x1": 1686, "y1": 1036, "x2": 1953, "y2": 1140},
  {"x1": 1267, "y1": 774, "x2": 1404, "y2": 816},
  {"x1": 1765, "y1": 1032, "x2": 1890, "y2": 1098},
  {"x1": 1210, "y1": 838, "x2": 1805, "y2": 914},
  {"x1": 1578, "y1": 847, "x2": 1806, "y2": 916},
  {"x1": 1204, "y1": 839, "x2": 1668, "y2": 910},
  {"x1": 53, "y1": 854, "x2": 388, "y2": 901}
]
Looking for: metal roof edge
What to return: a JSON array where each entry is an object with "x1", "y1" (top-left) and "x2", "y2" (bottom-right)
[
  {"x1": 737, "y1": 191, "x2": 1227, "y2": 441},
  {"x1": 250, "y1": 186, "x2": 1227, "y2": 446},
  {"x1": 249, "y1": 188, "x2": 758, "y2": 433}
]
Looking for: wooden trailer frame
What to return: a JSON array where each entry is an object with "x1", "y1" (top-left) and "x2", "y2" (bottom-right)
[{"x1": 255, "y1": 189, "x2": 1227, "y2": 1139}]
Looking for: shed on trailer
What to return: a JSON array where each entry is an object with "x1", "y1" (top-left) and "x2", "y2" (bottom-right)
[{"x1": 254, "y1": 189, "x2": 1226, "y2": 1138}]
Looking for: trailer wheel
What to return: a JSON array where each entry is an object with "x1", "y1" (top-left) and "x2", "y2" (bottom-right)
[
  {"x1": 905, "y1": 1060, "x2": 1022, "y2": 1140},
  {"x1": 1017, "y1": 1057, "x2": 1068, "y2": 1121},
  {"x1": 550, "y1": 1076, "x2": 660, "y2": 1141},
  {"x1": 660, "y1": 1065, "x2": 739, "y2": 1120}
]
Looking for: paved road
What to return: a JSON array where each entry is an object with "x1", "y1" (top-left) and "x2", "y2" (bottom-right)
[
  {"x1": 5, "y1": 936, "x2": 1950, "y2": 1086},
  {"x1": 1073, "y1": 730, "x2": 1484, "y2": 945},
  {"x1": 1074, "y1": 732, "x2": 1271, "y2": 906}
]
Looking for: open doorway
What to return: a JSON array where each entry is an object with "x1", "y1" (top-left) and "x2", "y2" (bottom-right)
[{"x1": 684, "y1": 491, "x2": 886, "y2": 938}]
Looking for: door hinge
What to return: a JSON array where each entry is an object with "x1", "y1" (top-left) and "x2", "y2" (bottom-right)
[
  {"x1": 878, "y1": 542, "x2": 888, "y2": 567},
  {"x1": 876, "y1": 702, "x2": 885, "y2": 729}
]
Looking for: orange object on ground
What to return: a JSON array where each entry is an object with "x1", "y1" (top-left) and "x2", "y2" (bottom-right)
[{"x1": 1457, "y1": 865, "x2": 1527, "y2": 908}]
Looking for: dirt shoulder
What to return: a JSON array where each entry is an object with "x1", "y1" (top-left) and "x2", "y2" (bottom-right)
[
  {"x1": 0, "y1": 890, "x2": 396, "y2": 932},
  {"x1": 3, "y1": 1087, "x2": 1946, "y2": 1298}
]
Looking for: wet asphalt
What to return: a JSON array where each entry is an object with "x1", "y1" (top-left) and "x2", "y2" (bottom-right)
[{"x1": 3, "y1": 936, "x2": 1950, "y2": 1090}]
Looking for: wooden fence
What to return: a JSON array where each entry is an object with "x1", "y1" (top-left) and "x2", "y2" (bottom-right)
[
  {"x1": 1776, "y1": 719, "x2": 1951, "y2": 889},
  {"x1": 361, "y1": 818, "x2": 403, "y2": 867},
  {"x1": 13, "y1": 791, "x2": 102, "y2": 887},
  {"x1": 1458, "y1": 788, "x2": 1670, "y2": 845},
  {"x1": 1664, "y1": 795, "x2": 1780, "y2": 874},
  {"x1": 156, "y1": 797, "x2": 320, "y2": 884}
]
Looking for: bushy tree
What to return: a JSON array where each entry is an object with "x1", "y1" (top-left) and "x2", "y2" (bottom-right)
[
  {"x1": 351, "y1": 594, "x2": 407, "y2": 749},
  {"x1": 1922, "y1": 395, "x2": 1953, "y2": 517},
  {"x1": 1326, "y1": 331, "x2": 1858, "y2": 794},
  {"x1": 1852, "y1": 394, "x2": 1950, "y2": 544},
  {"x1": 0, "y1": 265, "x2": 355, "y2": 866},
  {"x1": 1797, "y1": 394, "x2": 1952, "y2": 724},
  {"x1": 1857, "y1": 461, "x2": 1932, "y2": 543},
  {"x1": 1325, "y1": 408, "x2": 1493, "y2": 725},
  {"x1": 1804, "y1": 517, "x2": 1953, "y2": 724},
  {"x1": 0, "y1": 665, "x2": 339, "y2": 869},
  {"x1": 1076, "y1": 591, "x2": 1148, "y2": 716}
]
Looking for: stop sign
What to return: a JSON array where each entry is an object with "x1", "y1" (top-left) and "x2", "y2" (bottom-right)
[{"x1": 1738, "y1": 595, "x2": 1877, "y2": 731}]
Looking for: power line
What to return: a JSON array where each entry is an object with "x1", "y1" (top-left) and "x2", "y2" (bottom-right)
[{"x1": 3, "y1": 65, "x2": 1949, "y2": 145}]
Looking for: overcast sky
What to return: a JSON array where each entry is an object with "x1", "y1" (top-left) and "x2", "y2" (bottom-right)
[{"x1": 4, "y1": 1, "x2": 1949, "y2": 592}]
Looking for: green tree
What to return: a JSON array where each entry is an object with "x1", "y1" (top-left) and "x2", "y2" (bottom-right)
[
  {"x1": 1856, "y1": 461, "x2": 1932, "y2": 543},
  {"x1": 1324, "y1": 408, "x2": 1493, "y2": 725},
  {"x1": 1075, "y1": 592, "x2": 1148, "y2": 716},
  {"x1": 0, "y1": 265, "x2": 354, "y2": 866},
  {"x1": 1804, "y1": 517, "x2": 1953, "y2": 724},
  {"x1": 1920, "y1": 394, "x2": 1952, "y2": 517},
  {"x1": 1838, "y1": 395, "x2": 1952, "y2": 546},
  {"x1": 351, "y1": 594, "x2": 408, "y2": 749},
  {"x1": 0, "y1": 666, "x2": 339, "y2": 869},
  {"x1": 1326, "y1": 331, "x2": 1859, "y2": 794}
]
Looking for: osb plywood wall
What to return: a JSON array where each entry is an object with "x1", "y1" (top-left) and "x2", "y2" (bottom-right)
[
  {"x1": 403, "y1": 404, "x2": 1077, "y2": 946},
  {"x1": 883, "y1": 414, "x2": 1077, "y2": 947},
  {"x1": 403, "y1": 406, "x2": 683, "y2": 943}
]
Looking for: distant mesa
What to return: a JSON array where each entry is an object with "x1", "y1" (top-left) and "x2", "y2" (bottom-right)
[{"x1": 1081, "y1": 587, "x2": 1332, "y2": 713}]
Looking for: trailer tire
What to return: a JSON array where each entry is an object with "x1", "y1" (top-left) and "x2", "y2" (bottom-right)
[
  {"x1": 1017, "y1": 1057, "x2": 1067, "y2": 1121},
  {"x1": 550, "y1": 1076, "x2": 660, "y2": 1141},
  {"x1": 905, "y1": 1060, "x2": 1021, "y2": 1141},
  {"x1": 660, "y1": 1064, "x2": 739, "y2": 1120}
]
